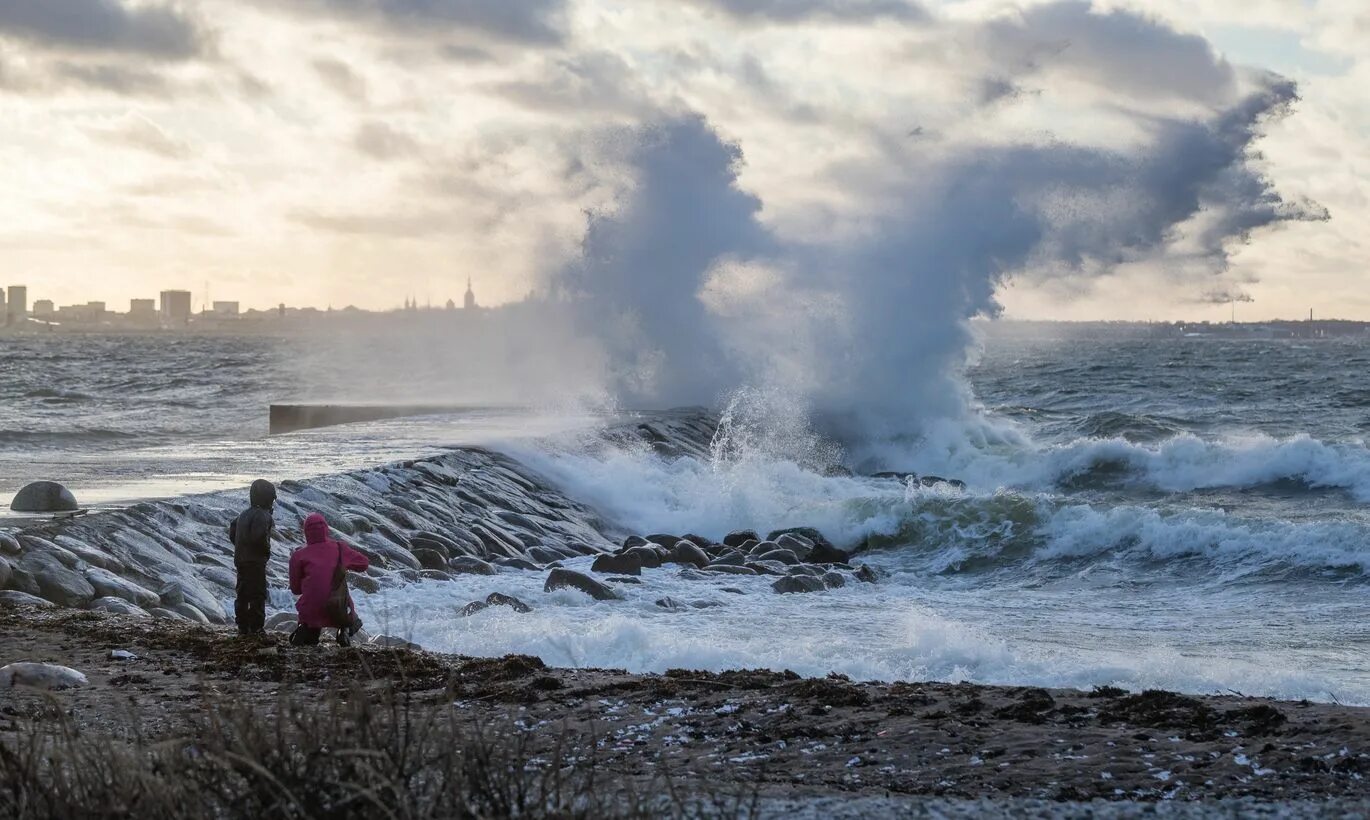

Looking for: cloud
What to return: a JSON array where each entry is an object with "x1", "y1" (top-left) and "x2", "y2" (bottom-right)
[
  {"x1": 268, "y1": 0, "x2": 567, "y2": 45},
  {"x1": 53, "y1": 61, "x2": 172, "y2": 96},
  {"x1": 353, "y1": 121, "x2": 421, "y2": 159},
  {"x1": 314, "y1": 57, "x2": 368, "y2": 102},
  {"x1": 0, "y1": 0, "x2": 209, "y2": 59},
  {"x1": 492, "y1": 52, "x2": 653, "y2": 117},
  {"x1": 685, "y1": 0, "x2": 926, "y2": 23},
  {"x1": 290, "y1": 208, "x2": 453, "y2": 237},
  {"x1": 981, "y1": 2, "x2": 1237, "y2": 106},
  {"x1": 88, "y1": 114, "x2": 190, "y2": 159}
]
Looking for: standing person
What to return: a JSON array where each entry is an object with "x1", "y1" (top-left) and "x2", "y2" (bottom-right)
[
  {"x1": 289, "y1": 512, "x2": 369, "y2": 646},
  {"x1": 227, "y1": 479, "x2": 276, "y2": 635}
]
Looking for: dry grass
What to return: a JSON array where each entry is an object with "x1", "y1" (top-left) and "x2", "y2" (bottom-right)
[{"x1": 0, "y1": 676, "x2": 760, "y2": 820}]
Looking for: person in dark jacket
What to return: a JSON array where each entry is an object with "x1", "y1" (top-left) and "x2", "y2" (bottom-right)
[{"x1": 227, "y1": 479, "x2": 276, "y2": 635}]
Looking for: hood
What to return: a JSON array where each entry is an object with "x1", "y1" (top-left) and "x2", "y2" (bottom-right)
[
  {"x1": 249, "y1": 479, "x2": 277, "y2": 509},
  {"x1": 303, "y1": 512, "x2": 330, "y2": 545}
]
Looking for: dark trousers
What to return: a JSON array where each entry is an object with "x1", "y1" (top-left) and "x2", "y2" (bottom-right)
[{"x1": 234, "y1": 561, "x2": 267, "y2": 634}]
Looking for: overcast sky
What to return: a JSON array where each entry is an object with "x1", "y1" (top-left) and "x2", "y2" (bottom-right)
[{"x1": 0, "y1": 0, "x2": 1365, "y2": 321}]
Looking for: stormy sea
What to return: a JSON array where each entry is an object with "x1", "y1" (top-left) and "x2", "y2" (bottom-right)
[{"x1": 3, "y1": 329, "x2": 1366, "y2": 706}]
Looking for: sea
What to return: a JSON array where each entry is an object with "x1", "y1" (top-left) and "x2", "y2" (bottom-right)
[{"x1": 2, "y1": 330, "x2": 1367, "y2": 704}]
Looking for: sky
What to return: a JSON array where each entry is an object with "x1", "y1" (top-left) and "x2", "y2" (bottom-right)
[{"x1": 0, "y1": 0, "x2": 1365, "y2": 321}]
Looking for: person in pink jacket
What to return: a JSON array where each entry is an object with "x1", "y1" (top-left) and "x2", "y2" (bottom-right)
[{"x1": 289, "y1": 512, "x2": 370, "y2": 646}]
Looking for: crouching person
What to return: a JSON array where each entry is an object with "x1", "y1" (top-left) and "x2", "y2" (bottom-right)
[{"x1": 288, "y1": 513, "x2": 369, "y2": 647}]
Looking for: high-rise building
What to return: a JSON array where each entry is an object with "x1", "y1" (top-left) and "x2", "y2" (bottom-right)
[
  {"x1": 159, "y1": 290, "x2": 192, "y2": 325},
  {"x1": 130, "y1": 298, "x2": 156, "y2": 320},
  {"x1": 6, "y1": 285, "x2": 27, "y2": 326},
  {"x1": 33, "y1": 299, "x2": 55, "y2": 318}
]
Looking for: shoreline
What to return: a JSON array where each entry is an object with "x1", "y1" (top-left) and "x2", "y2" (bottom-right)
[{"x1": 1, "y1": 605, "x2": 1366, "y2": 815}]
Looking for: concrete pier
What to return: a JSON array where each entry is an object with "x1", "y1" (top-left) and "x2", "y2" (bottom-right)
[{"x1": 269, "y1": 404, "x2": 520, "y2": 435}]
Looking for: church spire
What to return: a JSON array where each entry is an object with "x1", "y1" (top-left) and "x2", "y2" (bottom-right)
[{"x1": 464, "y1": 276, "x2": 477, "y2": 310}]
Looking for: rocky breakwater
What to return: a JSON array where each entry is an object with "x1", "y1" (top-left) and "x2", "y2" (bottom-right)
[{"x1": 0, "y1": 410, "x2": 722, "y2": 629}]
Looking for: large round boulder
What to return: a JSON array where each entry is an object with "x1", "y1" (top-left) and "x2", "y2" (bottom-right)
[
  {"x1": 10, "y1": 482, "x2": 79, "y2": 513},
  {"x1": 591, "y1": 553, "x2": 642, "y2": 576},
  {"x1": 544, "y1": 568, "x2": 619, "y2": 601},
  {"x1": 667, "y1": 542, "x2": 710, "y2": 569}
]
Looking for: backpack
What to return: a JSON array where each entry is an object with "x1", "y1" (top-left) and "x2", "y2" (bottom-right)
[{"x1": 323, "y1": 543, "x2": 351, "y2": 626}]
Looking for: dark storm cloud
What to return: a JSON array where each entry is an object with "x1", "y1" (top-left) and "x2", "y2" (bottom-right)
[
  {"x1": 0, "y1": 0, "x2": 209, "y2": 59},
  {"x1": 686, "y1": 0, "x2": 926, "y2": 23},
  {"x1": 270, "y1": 0, "x2": 567, "y2": 45},
  {"x1": 982, "y1": 1, "x2": 1236, "y2": 105}
]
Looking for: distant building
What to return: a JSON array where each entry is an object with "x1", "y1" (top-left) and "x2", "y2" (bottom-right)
[
  {"x1": 160, "y1": 290, "x2": 192, "y2": 325},
  {"x1": 0, "y1": 288, "x2": 6, "y2": 319},
  {"x1": 87, "y1": 301, "x2": 105, "y2": 320},
  {"x1": 212, "y1": 301, "x2": 240, "y2": 317},
  {"x1": 33, "y1": 299, "x2": 55, "y2": 318},
  {"x1": 464, "y1": 277, "x2": 477, "y2": 310},
  {"x1": 130, "y1": 299, "x2": 157, "y2": 321},
  {"x1": 6, "y1": 285, "x2": 26, "y2": 325},
  {"x1": 56, "y1": 303, "x2": 100, "y2": 323},
  {"x1": 445, "y1": 298, "x2": 456, "y2": 310}
]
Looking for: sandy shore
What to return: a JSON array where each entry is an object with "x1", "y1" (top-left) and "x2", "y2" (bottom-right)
[{"x1": 1, "y1": 605, "x2": 1366, "y2": 817}]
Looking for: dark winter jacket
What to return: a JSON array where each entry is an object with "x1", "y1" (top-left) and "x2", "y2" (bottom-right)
[{"x1": 228, "y1": 479, "x2": 276, "y2": 564}]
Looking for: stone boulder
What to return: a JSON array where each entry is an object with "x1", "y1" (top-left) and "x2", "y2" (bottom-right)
[
  {"x1": 591, "y1": 553, "x2": 642, "y2": 576},
  {"x1": 621, "y1": 535, "x2": 650, "y2": 550},
  {"x1": 411, "y1": 547, "x2": 449, "y2": 571},
  {"x1": 89, "y1": 597, "x2": 151, "y2": 617},
  {"x1": 0, "y1": 662, "x2": 87, "y2": 690},
  {"x1": 756, "y1": 549, "x2": 800, "y2": 565},
  {"x1": 821, "y1": 571, "x2": 847, "y2": 589},
  {"x1": 460, "y1": 592, "x2": 534, "y2": 617},
  {"x1": 0, "y1": 533, "x2": 20, "y2": 555},
  {"x1": 722, "y1": 530, "x2": 760, "y2": 548},
  {"x1": 645, "y1": 534, "x2": 682, "y2": 548},
  {"x1": 767, "y1": 527, "x2": 836, "y2": 551},
  {"x1": 544, "y1": 568, "x2": 619, "y2": 601},
  {"x1": 10, "y1": 481, "x2": 79, "y2": 513},
  {"x1": 449, "y1": 556, "x2": 498, "y2": 576},
  {"x1": 84, "y1": 567, "x2": 160, "y2": 608},
  {"x1": 0, "y1": 556, "x2": 10, "y2": 590},
  {"x1": 0, "y1": 590, "x2": 56, "y2": 608},
  {"x1": 351, "y1": 573, "x2": 383, "y2": 594},
  {"x1": 807, "y1": 542, "x2": 851, "y2": 565},
  {"x1": 854, "y1": 564, "x2": 880, "y2": 584},
  {"x1": 667, "y1": 542, "x2": 710, "y2": 569},
  {"x1": 774, "y1": 533, "x2": 813, "y2": 557},
  {"x1": 20, "y1": 553, "x2": 95, "y2": 607},
  {"x1": 702, "y1": 564, "x2": 757, "y2": 576},
  {"x1": 772, "y1": 575, "x2": 826, "y2": 594},
  {"x1": 655, "y1": 596, "x2": 686, "y2": 611},
  {"x1": 622, "y1": 546, "x2": 662, "y2": 568}
]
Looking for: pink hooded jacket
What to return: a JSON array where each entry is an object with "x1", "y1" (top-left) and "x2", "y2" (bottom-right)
[{"x1": 289, "y1": 513, "x2": 370, "y2": 628}]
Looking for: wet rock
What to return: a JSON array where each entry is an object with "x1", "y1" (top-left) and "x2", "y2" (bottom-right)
[
  {"x1": 774, "y1": 533, "x2": 813, "y2": 556},
  {"x1": 744, "y1": 561, "x2": 787, "y2": 576},
  {"x1": 690, "y1": 600, "x2": 723, "y2": 609},
  {"x1": 655, "y1": 596, "x2": 686, "y2": 611},
  {"x1": 854, "y1": 564, "x2": 880, "y2": 584},
  {"x1": 668, "y1": 542, "x2": 710, "y2": 569},
  {"x1": 461, "y1": 592, "x2": 534, "y2": 616},
  {"x1": 645, "y1": 534, "x2": 682, "y2": 548},
  {"x1": 544, "y1": 568, "x2": 619, "y2": 601},
  {"x1": 772, "y1": 575, "x2": 825, "y2": 594},
  {"x1": 702, "y1": 564, "x2": 757, "y2": 576},
  {"x1": 605, "y1": 576, "x2": 641, "y2": 584},
  {"x1": 420, "y1": 569, "x2": 453, "y2": 582},
  {"x1": 492, "y1": 557, "x2": 541, "y2": 571},
  {"x1": 10, "y1": 481, "x2": 79, "y2": 513},
  {"x1": 0, "y1": 590, "x2": 57, "y2": 608},
  {"x1": 681, "y1": 534, "x2": 713, "y2": 550},
  {"x1": 397, "y1": 569, "x2": 423, "y2": 584},
  {"x1": 872, "y1": 471, "x2": 918, "y2": 482},
  {"x1": 350, "y1": 574, "x2": 382, "y2": 594},
  {"x1": 788, "y1": 564, "x2": 824, "y2": 577},
  {"x1": 170, "y1": 602, "x2": 210, "y2": 624},
  {"x1": 148, "y1": 607, "x2": 190, "y2": 621},
  {"x1": 767, "y1": 527, "x2": 836, "y2": 551},
  {"x1": 528, "y1": 546, "x2": 566, "y2": 565},
  {"x1": 807, "y1": 542, "x2": 850, "y2": 565},
  {"x1": 721, "y1": 587, "x2": 745, "y2": 594},
  {"x1": 677, "y1": 569, "x2": 711, "y2": 581},
  {"x1": 748, "y1": 541, "x2": 779, "y2": 556},
  {"x1": 0, "y1": 556, "x2": 10, "y2": 590},
  {"x1": 0, "y1": 533, "x2": 20, "y2": 555},
  {"x1": 920, "y1": 475, "x2": 966, "y2": 490},
  {"x1": 158, "y1": 578, "x2": 225, "y2": 622},
  {"x1": 0, "y1": 662, "x2": 87, "y2": 690},
  {"x1": 197, "y1": 565, "x2": 237, "y2": 592},
  {"x1": 448, "y1": 556, "x2": 498, "y2": 576},
  {"x1": 84, "y1": 567, "x2": 160, "y2": 608},
  {"x1": 411, "y1": 547, "x2": 449, "y2": 571},
  {"x1": 708, "y1": 550, "x2": 748, "y2": 567},
  {"x1": 756, "y1": 549, "x2": 800, "y2": 565},
  {"x1": 622, "y1": 535, "x2": 650, "y2": 550},
  {"x1": 622, "y1": 546, "x2": 662, "y2": 568},
  {"x1": 821, "y1": 571, "x2": 847, "y2": 589},
  {"x1": 20, "y1": 553, "x2": 95, "y2": 607},
  {"x1": 52, "y1": 537, "x2": 125, "y2": 573},
  {"x1": 723, "y1": 529, "x2": 760, "y2": 548},
  {"x1": 591, "y1": 553, "x2": 642, "y2": 576}
]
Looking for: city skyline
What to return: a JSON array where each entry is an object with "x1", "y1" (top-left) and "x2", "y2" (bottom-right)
[{"x1": 0, "y1": 2, "x2": 1367, "y2": 320}]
